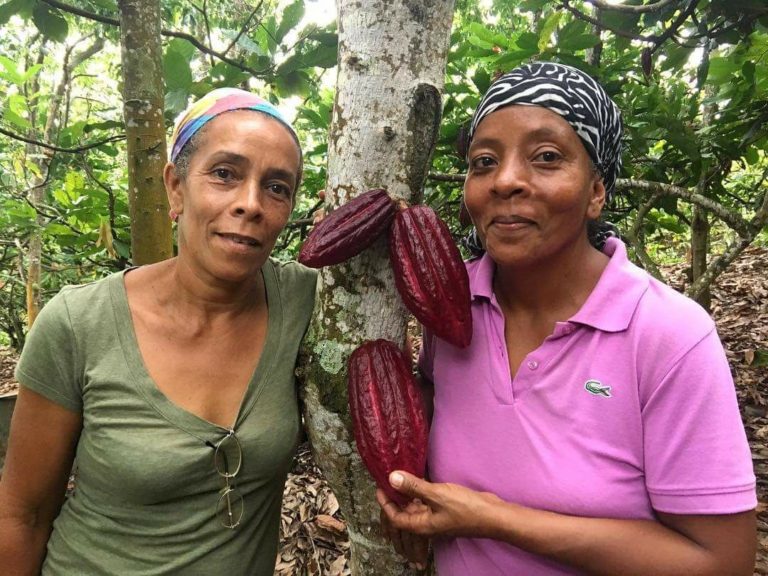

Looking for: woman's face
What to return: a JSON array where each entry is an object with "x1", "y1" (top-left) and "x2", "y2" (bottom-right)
[
  {"x1": 165, "y1": 110, "x2": 300, "y2": 284},
  {"x1": 463, "y1": 105, "x2": 605, "y2": 269}
]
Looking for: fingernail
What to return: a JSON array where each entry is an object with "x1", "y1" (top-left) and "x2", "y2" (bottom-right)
[{"x1": 390, "y1": 472, "x2": 404, "y2": 487}]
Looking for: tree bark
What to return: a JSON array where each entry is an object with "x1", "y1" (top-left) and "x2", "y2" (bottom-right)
[
  {"x1": 117, "y1": 0, "x2": 172, "y2": 265},
  {"x1": 690, "y1": 204, "x2": 710, "y2": 309},
  {"x1": 24, "y1": 39, "x2": 103, "y2": 327},
  {"x1": 300, "y1": 1, "x2": 455, "y2": 573}
]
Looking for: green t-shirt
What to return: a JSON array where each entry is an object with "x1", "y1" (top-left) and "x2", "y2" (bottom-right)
[{"x1": 15, "y1": 259, "x2": 317, "y2": 576}]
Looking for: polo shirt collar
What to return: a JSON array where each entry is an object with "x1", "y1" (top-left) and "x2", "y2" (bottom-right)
[
  {"x1": 568, "y1": 237, "x2": 648, "y2": 332},
  {"x1": 468, "y1": 251, "x2": 496, "y2": 301},
  {"x1": 467, "y1": 238, "x2": 648, "y2": 333}
]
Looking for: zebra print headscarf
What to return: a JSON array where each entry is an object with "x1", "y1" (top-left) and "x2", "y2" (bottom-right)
[{"x1": 469, "y1": 61, "x2": 623, "y2": 199}]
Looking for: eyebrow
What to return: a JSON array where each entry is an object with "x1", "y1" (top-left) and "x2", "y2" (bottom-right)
[
  {"x1": 206, "y1": 151, "x2": 297, "y2": 183},
  {"x1": 469, "y1": 126, "x2": 570, "y2": 152}
]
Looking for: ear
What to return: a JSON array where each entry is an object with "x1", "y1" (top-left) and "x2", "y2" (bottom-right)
[
  {"x1": 164, "y1": 162, "x2": 184, "y2": 216},
  {"x1": 587, "y1": 175, "x2": 606, "y2": 220}
]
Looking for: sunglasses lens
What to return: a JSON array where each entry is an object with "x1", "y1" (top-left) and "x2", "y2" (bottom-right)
[
  {"x1": 214, "y1": 433, "x2": 242, "y2": 478},
  {"x1": 217, "y1": 487, "x2": 244, "y2": 529}
]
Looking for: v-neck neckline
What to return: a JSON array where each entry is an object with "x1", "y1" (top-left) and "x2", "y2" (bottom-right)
[{"x1": 109, "y1": 260, "x2": 283, "y2": 440}]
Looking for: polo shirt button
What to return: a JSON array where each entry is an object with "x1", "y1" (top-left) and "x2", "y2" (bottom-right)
[{"x1": 527, "y1": 360, "x2": 539, "y2": 370}]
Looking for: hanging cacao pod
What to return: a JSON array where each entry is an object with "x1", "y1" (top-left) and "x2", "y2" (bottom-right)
[
  {"x1": 298, "y1": 188, "x2": 395, "y2": 268},
  {"x1": 641, "y1": 47, "x2": 653, "y2": 79},
  {"x1": 348, "y1": 339, "x2": 428, "y2": 507},
  {"x1": 389, "y1": 205, "x2": 472, "y2": 348}
]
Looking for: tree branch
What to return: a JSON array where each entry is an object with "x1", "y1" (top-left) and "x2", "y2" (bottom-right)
[
  {"x1": 428, "y1": 172, "x2": 465, "y2": 183},
  {"x1": 615, "y1": 179, "x2": 751, "y2": 237},
  {"x1": 558, "y1": 1, "x2": 653, "y2": 42},
  {"x1": 222, "y1": 0, "x2": 265, "y2": 56},
  {"x1": 40, "y1": 0, "x2": 273, "y2": 78},
  {"x1": 583, "y1": 0, "x2": 679, "y2": 13},
  {"x1": 0, "y1": 126, "x2": 125, "y2": 153}
]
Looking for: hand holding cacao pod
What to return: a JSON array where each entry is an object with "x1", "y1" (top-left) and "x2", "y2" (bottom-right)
[
  {"x1": 299, "y1": 188, "x2": 395, "y2": 268},
  {"x1": 389, "y1": 205, "x2": 472, "y2": 348},
  {"x1": 348, "y1": 339, "x2": 429, "y2": 507}
]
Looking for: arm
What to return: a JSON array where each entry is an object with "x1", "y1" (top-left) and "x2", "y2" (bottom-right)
[
  {"x1": 0, "y1": 387, "x2": 82, "y2": 576},
  {"x1": 379, "y1": 471, "x2": 756, "y2": 576}
]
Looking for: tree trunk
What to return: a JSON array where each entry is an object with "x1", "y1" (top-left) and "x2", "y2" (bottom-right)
[
  {"x1": 300, "y1": 1, "x2": 455, "y2": 573},
  {"x1": 24, "y1": 39, "x2": 105, "y2": 327},
  {"x1": 690, "y1": 204, "x2": 710, "y2": 310},
  {"x1": 23, "y1": 44, "x2": 47, "y2": 328},
  {"x1": 117, "y1": 0, "x2": 172, "y2": 265}
]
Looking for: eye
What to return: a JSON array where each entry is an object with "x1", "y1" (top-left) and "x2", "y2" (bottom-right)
[
  {"x1": 470, "y1": 155, "x2": 497, "y2": 170},
  {"x1": 212, "y1": 167, "x2": 235, "y2": 181},
  {"x1": 532, "y1": 150, "x2": 562, "y2": 163},
  {"x1": 268, "y1": 183, "x2": 292, "y2": 197}
]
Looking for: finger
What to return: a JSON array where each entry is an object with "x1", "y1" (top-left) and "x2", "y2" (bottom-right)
[
  {"x1": 318, "y1": 189, "x2": 326, "y2": 200},
  {"x1": 389, "y1": 471, "x2": 432, "y2": 502}
]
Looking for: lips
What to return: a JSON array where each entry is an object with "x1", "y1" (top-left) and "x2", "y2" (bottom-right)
[
  {"x1": 216, "y1": 232, "x2": 260, "y2": 247},
  {"x1": 491, "y1": 214, "x2": 535, "y2": 226}
]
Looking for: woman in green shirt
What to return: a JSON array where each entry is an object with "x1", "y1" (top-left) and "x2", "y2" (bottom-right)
[{"x1": 0, "y1": 88, "x2": 317, "y2": 575}]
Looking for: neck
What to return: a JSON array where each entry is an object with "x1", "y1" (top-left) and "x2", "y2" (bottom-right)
[
  {"x1": 155, "y1": 257, "x2": 265, "y2": 322},
  {"x1": 493, "y1": 239, "x2": 608, "y2": 319}
]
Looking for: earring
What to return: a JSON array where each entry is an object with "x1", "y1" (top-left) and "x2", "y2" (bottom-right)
[{"x1": 169, "y1": 209, "x2": 179, "y2": 222}]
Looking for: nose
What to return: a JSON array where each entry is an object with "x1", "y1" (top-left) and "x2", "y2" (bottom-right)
[
  {"x1": 492, "y1": 156, "x2": 529, "y2": 199},
  {"x1": 232, "y1": 179, "x2": 264, "y2": 219}
]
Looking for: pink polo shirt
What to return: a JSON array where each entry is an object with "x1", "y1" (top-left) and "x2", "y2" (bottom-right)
[{"x1": 419, "y1": 237, "x2": 756, "y2": 576}]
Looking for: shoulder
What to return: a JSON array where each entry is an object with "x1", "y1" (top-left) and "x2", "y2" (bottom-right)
[
  {"x1": 267, "y1": 258, "x2": 318, "y2": 309},
  {"x1": 634, "y1": 274, "x2": 715, "y2": 343},
  {"x1": 37, "y1": 272, "x2": 120, "y2": 327},
  {"x1": 268, "y1": 258, "x2": 318, "y2": 290}
]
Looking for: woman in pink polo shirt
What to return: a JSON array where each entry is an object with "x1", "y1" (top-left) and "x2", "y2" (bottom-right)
[{"x1": 377, "y1": 62, "x2": 757, "y2": 575}]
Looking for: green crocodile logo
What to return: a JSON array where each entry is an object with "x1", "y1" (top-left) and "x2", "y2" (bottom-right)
[{"x1": 584, "y1": 380, "x2": 612, "y2": 398}]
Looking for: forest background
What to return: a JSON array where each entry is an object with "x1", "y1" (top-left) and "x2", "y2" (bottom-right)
[{"x1": 0, "y1": 0, "x2": 766, "y2": 574}]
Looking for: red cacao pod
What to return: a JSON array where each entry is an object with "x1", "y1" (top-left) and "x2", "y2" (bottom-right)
[
  {"x1": 348, "y1": 339, "x2": 428, "y2": 507},
  {"x1": 389, "y1": 205, "x2": 472, "y2": 348},
  {"x1": 299, "y1": 188, "x2": 395, "y2": 268}
]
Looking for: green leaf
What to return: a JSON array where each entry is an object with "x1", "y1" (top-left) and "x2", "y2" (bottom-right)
[
  {"x1": 0, "y1": 55, "x2": 23, "y2": 86},
  {"x1": 557, "y1": 34, "x2": 600, "y2": 51},
  {"x1": 0, "y1": 0, "x2": 29, "y2": 25},
  {"x1": 493, "y1": 49, "x2": 536, "y2": 71},
  {"x1": 662, "y1": 45, "x2": 694, "y2": 71},
  {"x1": 298, "y1": 106, "x2": 328, "y2": 129},
  {"x1": 165, "y1": 89, "x2": 188, "y2": 116},
  {"x1": 167, "y1": 38, "x2": 195, "y2": 62},
  {"x1": 32, "y1": 2, "x2": 68, "y2": 42},
  {"x1": 307, "y1": 31, "x2": 338, "y2": 46},
  {"x1": 164, "y1": 49, "x2": 192, "y2": 91},
  {"x1": 472, "y1": 67, "x2": 491, "y2": 94},
  {"x1": 538, "y1": 12, "x2": 562, "y2": 52},
  {"x1": 83, "y1": 120, "x2": 123, "y2": 133},
  {"x1": 2, "y1": 107, "x2": 31, "y2": 130},
  {"x1": 210, "y1": 62, "x2": 249, "y2": 87},
  {"x1": 468, "y1": 22, "x2": 498, "y2": 46},
  {"x1": 520, "y1": 0, "x2": 550, "y2": 10},
  {"x1": 707, "y1": 57, "x2": 738, "y2": 85},
  {"x1": 235, "y1": 34, "x2": 264, "y2": 56},
  {"x1": 276, "y1": 0, "x2": 304, "y2": 43},
  {"x1": 745, "y1": 349, "x2": 768, "y2": 367},
  {"x1": 274, "y1": 70, "x2": 311, "y2": 97},
  {"x1": 517, "y1": 32, "x2": 539, "y2": 51},
  {"x1": 742, "y1": 60, "x2": 755, "y2": 84}
]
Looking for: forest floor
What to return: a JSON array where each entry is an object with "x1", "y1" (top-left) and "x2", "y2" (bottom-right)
[{"x1": 0, "y1": 246, "x2": 766, "y2": 575}]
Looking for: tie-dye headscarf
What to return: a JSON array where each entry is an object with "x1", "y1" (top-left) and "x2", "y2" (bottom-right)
[
  {"x1": 169, "y1": 87, "x2": 298, "y2": 163},
  {"x1": 469, "y1": 61, "x2": 623, "y2": 199}
]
